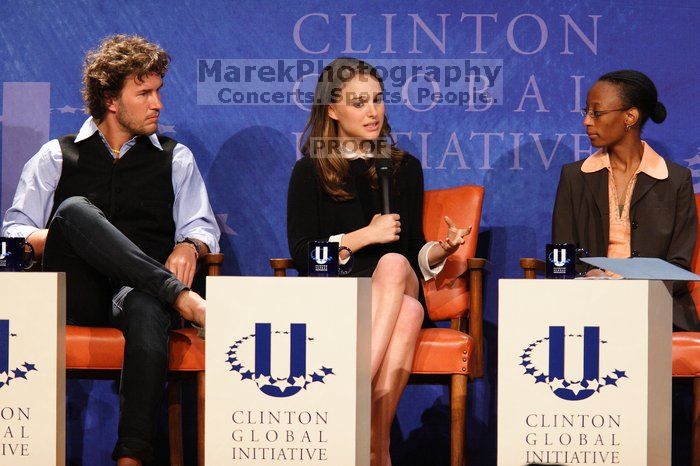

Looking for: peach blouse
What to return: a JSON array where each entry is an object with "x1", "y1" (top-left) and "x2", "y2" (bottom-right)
[{"x1": 580, "y1": 141, "x2": 669, "y2": 258}]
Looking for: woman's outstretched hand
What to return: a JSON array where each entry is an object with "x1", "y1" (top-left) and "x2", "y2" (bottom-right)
[{"x1": 438, "y1": 216, "x2": 471, "y2": 256}]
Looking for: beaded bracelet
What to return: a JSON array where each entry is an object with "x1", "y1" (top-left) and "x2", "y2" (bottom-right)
[{"x1": 177, "y1": 238, "x2": 200, "y2": 260}]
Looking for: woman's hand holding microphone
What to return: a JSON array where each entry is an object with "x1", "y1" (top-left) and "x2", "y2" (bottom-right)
[
  {"x1": 336, "y1": 213, "x2": 401, "y2": 257},
  {"x1": 367, "y1": 213, "x2": 401, "y2": 244}
]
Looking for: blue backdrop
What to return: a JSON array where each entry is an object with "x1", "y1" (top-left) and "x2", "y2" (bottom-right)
[{"x1": 1, "y1": 1, "x2": 699, "y2": 464}]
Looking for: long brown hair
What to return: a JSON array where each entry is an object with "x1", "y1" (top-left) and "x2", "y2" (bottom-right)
[{"x1": 299, "y1": 57, "x2": 407, "y2": 201}]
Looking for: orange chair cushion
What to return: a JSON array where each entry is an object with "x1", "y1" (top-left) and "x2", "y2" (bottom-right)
[
  {"x1": 411, "y1": 328, "x2": 473, "y2": 375},
  {"x1": 672, "y1": 332, "x2": 700, "y2": 376},
  {"x1": 66, "y1": 325, "x2": 204, "y2": 372},
  {"x1": 169, "y1": 328, "x2": 205, "y2": 371},
  {"x1": 66, "y1": 326, "x2": 124, "y2": 370}
]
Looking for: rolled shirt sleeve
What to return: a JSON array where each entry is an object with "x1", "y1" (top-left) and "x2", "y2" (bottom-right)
[
  {"x1": 2, "y1": 139, "x2": 62, "y2": 237},
  {"x1": 171, "y1": 144, "x2": 221, "y2": 253}
]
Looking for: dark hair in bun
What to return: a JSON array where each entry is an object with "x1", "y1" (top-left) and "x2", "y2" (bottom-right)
[
  {"x1": 650, "y1": 101, "x2": 667, "y2": 124},
  {"x1": 598, "y1": 70, "x2": 666, "y2": 129}
]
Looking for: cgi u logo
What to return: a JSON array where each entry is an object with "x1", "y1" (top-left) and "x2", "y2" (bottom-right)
[
  {"x1": 255, "y1": 323, "x2": 306, "y2": 398},
  {"x1": 312, "y1": 246, "x2": 330, "y2": 265},
  {"x1": 0, "y1": 319, "x2": 38, "y2": 388},
  {"x1": 227, "y1": 323, "x2": 333, "y2": 397},
  {"x1": 0, "y1": 320, "x2": 8, "y2": 374},
  {"x1": 521, "y1": 325, "x2": 626, "y2": 400},
  {"x1": 549, "y1": 326, "x2": 599, "y2": 401},
  {"x1": 552, "y1": 248, "x2": 567, "y2": 267}
]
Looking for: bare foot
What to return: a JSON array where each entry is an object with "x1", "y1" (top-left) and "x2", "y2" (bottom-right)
[
  {"x1": 117, "y1": 456, "x2": 142, "y2": 466},
  {"x1": 173, "y1": 290, "x2": 206, "y2": 327}
]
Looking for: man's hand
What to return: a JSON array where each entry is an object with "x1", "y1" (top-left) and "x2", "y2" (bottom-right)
[
  {"x1": 165, "y1": 242, "x2": 197, "y2": 287},
  {"x1": 26, "y1": 229, "x2": 49, "y2": 259}
]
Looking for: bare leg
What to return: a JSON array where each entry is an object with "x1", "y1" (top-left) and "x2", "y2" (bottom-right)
[
  {"x1": 370, "y1": 254, "x2": 420, "y2": 379},
  {"x1": 370, "y1": 295, "x2": 423, "y2": 466},
  {"x1": 369, "y1": 254, "x2": 423, "y2": 466}
]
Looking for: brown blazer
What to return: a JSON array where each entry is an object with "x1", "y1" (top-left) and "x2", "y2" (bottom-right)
[{"x1": 552, "y1": 152, "x2": 699, "y2": 330}]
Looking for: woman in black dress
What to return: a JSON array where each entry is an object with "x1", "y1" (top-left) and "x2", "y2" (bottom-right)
[{"x1": 287, "y1": 57, "x2": 470, "y2": 465}]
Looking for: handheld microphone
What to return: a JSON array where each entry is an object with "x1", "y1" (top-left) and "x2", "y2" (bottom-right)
[{"x1": 376, "y1": 155, "x2": 392, "y2": 215}]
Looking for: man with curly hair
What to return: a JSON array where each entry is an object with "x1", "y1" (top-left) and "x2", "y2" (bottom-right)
[{"x1": 2, "y1": 35, "x2": 220, "y2": 465}]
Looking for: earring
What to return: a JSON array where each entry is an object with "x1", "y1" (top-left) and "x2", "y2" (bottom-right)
[{"x1": 625, "y1": 124, "x2": 631, "y2": 132}]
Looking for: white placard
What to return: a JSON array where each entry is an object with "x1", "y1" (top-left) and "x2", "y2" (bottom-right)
[
  {"x1": 206, "y1": 277, "x2": 371, "y2": 465},
  {"x1": 0, "y1": 272, "x2": 65, "y2": 465},
  {"x1": 498, "y1": 279, "x2": 671, "y2": 466}
]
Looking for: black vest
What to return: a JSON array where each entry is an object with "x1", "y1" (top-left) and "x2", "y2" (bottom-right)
[{"x1": 52, "y1": 132, "x2": 176, "y2": 264}]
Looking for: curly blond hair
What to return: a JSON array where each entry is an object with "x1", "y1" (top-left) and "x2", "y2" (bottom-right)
[{"x1": 82, "y1": 34, "x2": 170, "y2": 120}]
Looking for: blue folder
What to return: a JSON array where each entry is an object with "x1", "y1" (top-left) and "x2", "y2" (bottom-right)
[{"x1": 581, "y1": 257, "x2": 700, "y2": 281}]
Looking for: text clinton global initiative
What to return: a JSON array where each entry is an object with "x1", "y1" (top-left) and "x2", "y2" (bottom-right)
[{"x1": 231, "y1": 410, "x2": 329, "y2": 462}]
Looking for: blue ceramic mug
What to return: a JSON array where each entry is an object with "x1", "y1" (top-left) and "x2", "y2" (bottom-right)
[{"x1": 308, "y1": 241, "x2": 353, "y2": 277}]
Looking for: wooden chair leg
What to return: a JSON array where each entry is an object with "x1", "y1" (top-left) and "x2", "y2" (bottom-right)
[
  {"x1": 167, "y1": 379, "x2": 184, "y2": 466},
  {"x1": 451, "y1": 374, "x2": 468, "y2": 466},
  {"x1": 694, "y1": 378, "x2": 700, "y2": 466},
  {"x1": 198, "y1": 371, "x2": 205, "y2": 466},
  {"x1": 467, "y1": 263, "x2": 484, "y2": 379}
]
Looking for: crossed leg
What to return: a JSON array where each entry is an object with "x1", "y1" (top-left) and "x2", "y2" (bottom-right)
[
  {"x1": 42, "y1": 196, "x2": 204, "y2": 464},
  {"x1": 369, "y1": 253, "x2": 424, "y2": 466}
]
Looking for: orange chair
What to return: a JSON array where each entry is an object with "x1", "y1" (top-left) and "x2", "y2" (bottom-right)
[
  {"x1": 672, "y1": 332, "x2": 700, "y2": 466},
  {"x1": 66, "y1": 253, "x2": 223, "y2": 466},
  {"x1": 520, "y1": 193, "x2": 700, "y2": 466},
  {"x1": 271, "y1": 184, "x2": 485, "y2": 466},
  {"x1": 672, "y1": 193, "x2": 700, "y2": 466}
]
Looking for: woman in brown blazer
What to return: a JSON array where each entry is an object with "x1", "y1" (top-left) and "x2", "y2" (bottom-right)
[{"x1": 552, "y1": 70, "x2": 698, "y2": 330}]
